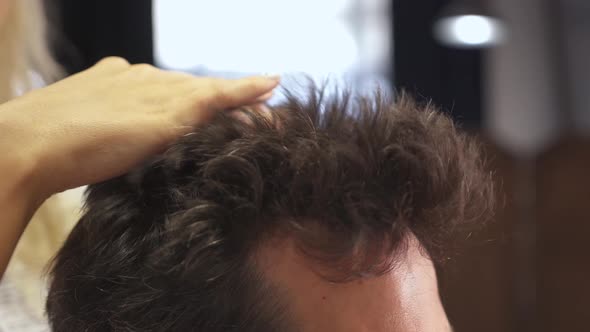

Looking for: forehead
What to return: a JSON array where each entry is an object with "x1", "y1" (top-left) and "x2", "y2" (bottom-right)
[{"x1": 255, "y1": 234, "x2": 451, "y2": 332}]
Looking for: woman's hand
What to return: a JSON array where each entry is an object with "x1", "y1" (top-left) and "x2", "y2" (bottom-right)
[
  {"x1": 0, "y1": 57, "x2": 278, "y2": 276},
  {"x1": 1, "y1": 57, "x2": 279, "y2": 200}
]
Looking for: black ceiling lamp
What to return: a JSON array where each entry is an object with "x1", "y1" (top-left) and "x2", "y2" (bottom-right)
[{"x1": 433, "y1": 0, "x2": 507, "y2": 49}]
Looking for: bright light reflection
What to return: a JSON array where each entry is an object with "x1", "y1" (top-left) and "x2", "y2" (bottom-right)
[{"x1": 434, "y1": 15, "x2": 506, "y2": 48}]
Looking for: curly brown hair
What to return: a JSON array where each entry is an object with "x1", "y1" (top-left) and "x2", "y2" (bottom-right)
[{"x1": 46, "y1": 86, "x2": 494, "y2": 332}]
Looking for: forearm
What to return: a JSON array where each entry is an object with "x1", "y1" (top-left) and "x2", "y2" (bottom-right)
[
  {"x1": 0, "y1": 103, "x2": 46, "y2": 278},
  {"x1": 0, "y1": 177, "x2": 42, "y2": 278}
]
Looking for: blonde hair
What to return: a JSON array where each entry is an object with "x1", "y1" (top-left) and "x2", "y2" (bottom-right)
[
  {"x1": 1, "y1": 0, "x2": 76, "y2": 320},
  {"x1": 0, "y1": 0, "x2": 63, "y2": 102}
]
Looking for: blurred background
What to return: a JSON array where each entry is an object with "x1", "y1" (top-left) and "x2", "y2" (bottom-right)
[{"x1": 47, "y1": 0, "x2": 589, "y2": 331}]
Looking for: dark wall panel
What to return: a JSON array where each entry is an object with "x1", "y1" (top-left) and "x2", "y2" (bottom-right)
[
  {"x1": 49, "y1": 0, "x2": 154, "y2": 74},
  {"x1": 393, "y1": 0, "x2": 482, "y2": 127}
]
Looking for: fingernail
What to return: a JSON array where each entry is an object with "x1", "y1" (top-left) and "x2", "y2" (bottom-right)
[{"x1": 263, "y1": 73, "x2": 281, "y2": 82}]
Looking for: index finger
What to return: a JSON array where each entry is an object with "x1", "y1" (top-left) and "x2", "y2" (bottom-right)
[{"x1": 199, "y1": 76, "x2": 281, "y2": 111}]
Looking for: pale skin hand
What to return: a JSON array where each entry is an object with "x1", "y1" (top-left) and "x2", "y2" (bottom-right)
[{"x1": 0, "y1": 57, "x2": 280, "y2": 277}]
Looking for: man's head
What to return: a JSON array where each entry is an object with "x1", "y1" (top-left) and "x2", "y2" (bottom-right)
[{"x1": 46, "y1": 87, "x2": 494, "y2": 331}]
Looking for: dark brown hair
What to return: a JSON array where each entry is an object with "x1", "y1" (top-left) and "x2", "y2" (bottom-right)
[{"x1": 46, "y1": 86, "x2": 494, "y2": 331}]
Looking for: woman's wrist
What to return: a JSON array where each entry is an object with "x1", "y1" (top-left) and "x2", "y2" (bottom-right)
[
  {"x1": 0, "y1": 117, "x2": 45, "y2": 276},
  {"x1": 0, "y1": 98, "x2": 57, "y2": 276},
  {"x1": 0, "y1": 101, "x2": 50, "y2": 208}
]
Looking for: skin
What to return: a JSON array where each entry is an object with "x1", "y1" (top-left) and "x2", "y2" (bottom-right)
[
  {"x1": 257, "y1": 234, "x2": 452, "y2": 332},
  {"x1": 0, "y1": 57, "x2": 279, "y2": 277}
]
